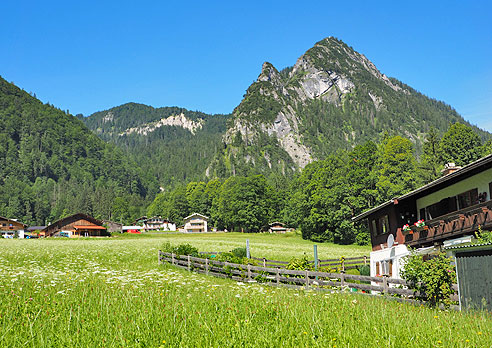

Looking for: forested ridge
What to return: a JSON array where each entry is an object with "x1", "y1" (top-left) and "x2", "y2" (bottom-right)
[
  {"x1": 0, "y1": 77, "x2": 158, "y2": 225},
  {"x1": 83, "y1": 103, "x2": 231, "y2": 186}
]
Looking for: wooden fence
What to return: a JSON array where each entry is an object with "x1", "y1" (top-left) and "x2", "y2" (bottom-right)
[
  {"x1": 198, "y1": 252, "x2": 368, "y2": 271},
  {"x1": 158, "y1": 251, "x2": 442, "y2": 297}
]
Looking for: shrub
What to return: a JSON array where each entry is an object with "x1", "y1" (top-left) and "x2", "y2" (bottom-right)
[
  {"x1": 286, "y1": 255, "x2": 313, "y2": 271},
  {"x1": 358, "y1": 264, "x2": 370, "y2": 276},
  {"x1": 231, "y1": 247, "x2": 247, "y2": 258},
  {"x1": 400, "y1": 252, "x2": 456, "y2": 308},
  {"x1": 161, "y1": 242, "x2": 199, "y2": 257},
  {"x1": 474, "y1": 225, "x2": 492, "y2": 244}
]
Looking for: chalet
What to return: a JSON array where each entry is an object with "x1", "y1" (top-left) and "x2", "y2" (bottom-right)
[
  {"x1": 0, "y1": 216, "x2": 27, "y2": 238},
  {"x1": 135, "y1": 216, "x2": 176, "y2": 232},
  {"x1": 353, "y1": 154, "x2": 492, "y2": 279},
  {"x1": 42, "y1": 213, "x2": 109, "y2": 237},
  {"x1": 183, "y1": 213, "x2": 208, "y2": 233},
  {"x1": 266, "y1": 222, "x2": 289, "y2": 233}
]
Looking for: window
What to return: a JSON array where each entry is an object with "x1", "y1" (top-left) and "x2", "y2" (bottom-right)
[
  {"x1": 426, "y1": 196, "x2": 458, "y2": 220},
  {"x1": 375, "y1": 260, "x2": 393, "y2": 276},
  {"x1": 370, "y1": 219, "x2": 377, "y2": 236},
  {"x1": 457, "y1": 188, "x2": 478, "y2": 209},
  {"x1": 379, "y1": 215, "x2": 389, "y2": 235},
  {"x1": 419, "y1": 208, "x2": 426, "y2": 221}
]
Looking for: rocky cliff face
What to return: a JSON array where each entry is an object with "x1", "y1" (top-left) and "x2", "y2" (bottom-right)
[
  {"x1": 119, "y1": 113, "x2": 204, "y2": 136},
  {"x1": 209, "y1": 37, "x2": 476, "y2": 177}
]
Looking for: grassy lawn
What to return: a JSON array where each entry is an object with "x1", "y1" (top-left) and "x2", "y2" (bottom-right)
[
  {"x1": 114, "y1": 232, "x2": 370, "y2": 261},
  {"x1": 0, "y1": 237, "x2": 490, "y2": 347}
]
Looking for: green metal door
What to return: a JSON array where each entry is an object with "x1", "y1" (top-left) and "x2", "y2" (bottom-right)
[{"x1": 456, "y1": 249, "x2": 492, "y2": 311}]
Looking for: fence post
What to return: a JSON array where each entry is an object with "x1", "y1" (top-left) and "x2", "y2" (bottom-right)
[
  {"x1": 364, "y1": 255, "x2": 367, "y2": 265},
  {"x1": 305, "y1": 270, "x2": 310, "y2": 288},
  {"x1": 313, "y1": 245, "x2": 318, "y2": 281},
  {"x1": 263, "y1": 258, "x2": 266, "y2": 268},
  {"x1": 246, "y1": 239, "x2": 250, "y2": 259},
  {"x1": 205, "y1": 258, "x2": 209, "y2": 275},
  {"x1": 276, "y1": 267, "x2": 280, "y2": 286},
  {"x1": 171, "y1": 253, "x2": 175, "y2": 265},
  {"x1": 382, "y1": 275, "x2": 388, "y2": 295},
  {"x1": 247, "y1": 264, "x2": 251, "y2": 281},
  {"x1": 341, "y1": 257, "x2": 345, "y2": 272},
  {"x1": 340, "y1": 272, "x2": 345, "y2": 288},
  {"x1": 187, "y1": 255, "x2": 191, "y2": 272}
]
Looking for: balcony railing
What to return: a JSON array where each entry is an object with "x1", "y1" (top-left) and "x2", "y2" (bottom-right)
[{"x1": 404, "y1": 200, "x2": 492, "y2": 247}]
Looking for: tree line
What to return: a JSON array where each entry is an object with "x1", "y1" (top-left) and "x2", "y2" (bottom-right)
[{"x1": 148, "y1": 122, "x2": 491, "y2": 244}]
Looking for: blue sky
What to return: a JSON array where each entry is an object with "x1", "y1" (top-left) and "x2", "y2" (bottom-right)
[{"x1": 1, "y1": 1, "x2": 491, "y2": 131}]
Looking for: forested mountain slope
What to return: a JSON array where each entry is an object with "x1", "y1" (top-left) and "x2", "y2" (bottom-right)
[
  {"x1": 83, "y1": 103, "x2": 231, "y2": 187},
  {"x1": 207, "y1": 37, "x2": 490, "y2": 178},
  {"x1": 0, "y1": 77, "x2": 158, "y2": 225}
]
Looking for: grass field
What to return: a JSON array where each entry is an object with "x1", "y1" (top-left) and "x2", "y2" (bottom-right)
[
  {"x1": 0, "y1": 235, "x2": 491, "y2": 347},
  {"x1": 114, "y1": 232, "x2": 370, "y2": 261}
]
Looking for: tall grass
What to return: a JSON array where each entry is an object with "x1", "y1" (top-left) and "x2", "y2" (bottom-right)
[{"x1": 0, "y1": 238, "x2": 490, "y2": 347}]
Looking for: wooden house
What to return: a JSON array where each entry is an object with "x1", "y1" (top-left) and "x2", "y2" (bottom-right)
[
  {"x1": 353, "y1": 154, "x2": 492, "y2": 278},
  {"x1": 42, "y1": 213, "x2": 109, "y2": 237},
  {"x1": 183, "y1": 213, "x2": 208, "y2": 233},
  {"x1": 266, "y1": 222, "x2": 289, "y2": 233},
  {"x1": 0, "y1": 216, "x2": 27, "y2": 238}
]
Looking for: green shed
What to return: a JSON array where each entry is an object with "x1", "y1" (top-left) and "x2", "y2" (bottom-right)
[{"x1": 447, "y1": 243, "x2": 492, "y2": 312}]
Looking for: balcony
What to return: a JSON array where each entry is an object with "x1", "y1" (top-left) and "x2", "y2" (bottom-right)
[{"x1": 404, "y1": 200, "x2": 492, "y2": 247}]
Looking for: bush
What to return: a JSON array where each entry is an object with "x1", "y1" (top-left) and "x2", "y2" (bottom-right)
[
  {"x1": 400, "y1": 252, "x2": 456, "y2": 308},
  {"x1": 474, "y1": 225, "x2": 492, "y2": 244},
  {"x1": 161, "y1": 242, "x2": 199, "y2": 257},
  {"x1": 231, "y1": 247, "x2": 247, "y2": 258},
  {"x1": 286, "y1": 255, "x2": 313, "y2": 271},
  {"x1": 358, "y1": 264, "x2": 370, "y2": 276}
]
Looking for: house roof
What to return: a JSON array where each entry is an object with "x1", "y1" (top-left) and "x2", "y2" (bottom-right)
[
  {"x1": 445, "y1": 242, "x2": 492, "y2": 251},
  {"x1": 0, "y1": 216, "x2": 27, "y2": 228},
  {"x1": 183, "y1": 213, "x2": 209, "y2": 221},
  {"x1": 352, "y1": 153, "x2": 492, "y2": 222},
  {"x1": 43, "y1": 213, "x2": 104, "y2": 233}
]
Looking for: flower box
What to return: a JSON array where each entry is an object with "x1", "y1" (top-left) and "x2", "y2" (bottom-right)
[{"x1": 411, "y1": 225, "x2": 428, "y2": 233}]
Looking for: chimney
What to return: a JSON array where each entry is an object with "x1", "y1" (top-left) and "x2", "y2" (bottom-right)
[{"x1": 441, "y1": 163, "x2": 462, "y2": 176}]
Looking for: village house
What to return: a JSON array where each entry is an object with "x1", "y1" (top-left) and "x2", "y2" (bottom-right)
[
  {"x1": 134, "y1": 216, "x2": 176, "y2": 232},
  {"x1": 182, "y1": 213, "x2": 208, "y2": 233},
  {"x1": 0, "y1": 216, "x2": 27, "y2": 238},
  {"x1": 266, "y1": 222, "x2": 289, "y2": 233},
  {"x1": 353, "y1": 154, "x2": 492, "y2": 279},
  {"x1": 42, "y1": 213, "x2": 109, "y2": 237}
]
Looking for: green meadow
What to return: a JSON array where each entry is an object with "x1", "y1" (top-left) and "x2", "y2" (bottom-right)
[
  {"x1": 0, "y1": 235, "x2": 491, "y2": 347},
  {"x1": 115, "y1": 232, "x2": 370, "y2": 261}
]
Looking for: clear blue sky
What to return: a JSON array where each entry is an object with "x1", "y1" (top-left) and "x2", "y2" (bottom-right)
[{"x1": 1, "y1": 1, "x2": 491, "y2": 131}]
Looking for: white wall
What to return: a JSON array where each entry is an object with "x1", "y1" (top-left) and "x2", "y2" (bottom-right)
[
  {"x1": 370, "y1": 244, "x2": 410, "y2": 279},
  {"x1": 417, "y1": 168, "x2": 492, "y2": 219}
]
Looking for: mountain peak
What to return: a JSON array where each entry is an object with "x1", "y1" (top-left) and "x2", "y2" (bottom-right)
[{"x1": 210, "y1": 37, "x2": 487, "y2": 178}]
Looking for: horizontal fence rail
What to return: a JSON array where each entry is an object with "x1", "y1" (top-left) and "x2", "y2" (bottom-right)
[
  {"x1": 158, "y1": 251, "x2": 451, "y2": 299},
  {"x1": 198, "y1": 252, "x2": 369, "y2": 271}
]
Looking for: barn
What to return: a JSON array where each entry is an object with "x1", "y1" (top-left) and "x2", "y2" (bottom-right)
[{"x1": 43, "y1": 213, "x2": 109, "y2": 237}]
